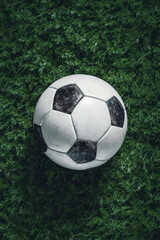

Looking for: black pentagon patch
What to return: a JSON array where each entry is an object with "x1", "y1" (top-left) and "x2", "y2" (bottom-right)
[
  {"x1": 34, "y1": 124, "x2": 47, "y2": 152},
  {"x1": 53, "y1": 84, "x2": 83, "y2": 114},
  {"x1": 68, "y1": 140, "x2": 97, "y2": 163},
  {"x1": 107, "y1": 96, "x2": 125, "y2": 128}
]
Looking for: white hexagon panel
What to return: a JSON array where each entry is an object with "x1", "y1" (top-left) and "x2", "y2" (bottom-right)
[
  {"x1": 46, "y1": 149, "x2": 78, "y2": 170},
  {"x1": 33, "y1": 88, "x2": 56, "y2": 125},
  {"x1": 41, "y1": 111, "x2": 76, "y2": 152},
  {"x1": 96, "y1": 126, "x2": 124, "y2": 161},
  {"x1": 33, "y1": 74, "x2": 127, "y2": 170},
  {"x1": 72, "y1": 97, "x2": 111, "y2": 141},
  {"x1": 75, "y1": 74, "x2": 114, "y2": 101}
]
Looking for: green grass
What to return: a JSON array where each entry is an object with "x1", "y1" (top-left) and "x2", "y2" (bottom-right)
[{"x1": 0, "y1": 0, "x2": 160, "y2": 239}]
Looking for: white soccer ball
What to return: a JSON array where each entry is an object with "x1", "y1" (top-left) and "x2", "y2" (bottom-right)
[{"x1": 33, "y1": 74, "x2": 127, "y2": 170}]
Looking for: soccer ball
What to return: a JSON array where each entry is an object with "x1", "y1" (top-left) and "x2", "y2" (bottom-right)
[{"x1": 33, "y1": 74, "x2": 127, "y2": 170}]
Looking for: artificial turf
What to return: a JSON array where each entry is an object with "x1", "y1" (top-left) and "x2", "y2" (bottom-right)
[{"x1": 0, "y1": 0, "x2": 160, "y2": 239}]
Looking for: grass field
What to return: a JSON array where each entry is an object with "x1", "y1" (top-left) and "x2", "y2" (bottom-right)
[{"x1": 0, "y1": 0, "x2": 160, "y2": 239}]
